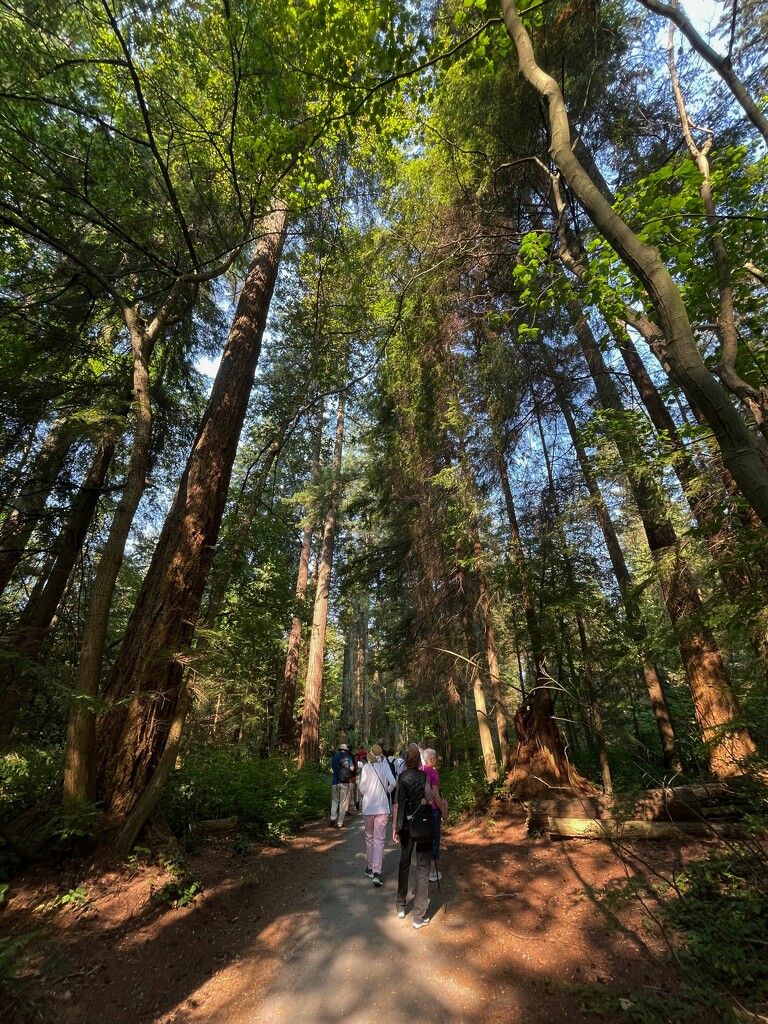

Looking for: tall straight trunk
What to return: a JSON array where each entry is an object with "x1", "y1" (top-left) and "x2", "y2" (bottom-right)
[
  {"x1": 454, "y1": 412, "x2": 513, "y2": 770},
  {"x1": 96, "y1": 206, "x2": 287, "y2": 828},
  {"x1": 570, "y1": 307, "x2": 756, "y2": 776},
  {"x1": 0, "y1": 416, "x2": 77, "y2": 596},
  {"x1": 359, "y1": 597, "x2": 370, "y2": 741},
  {"x1": 501, "y1": 0, "x2": 768, "y2": 526},
  {"x1": 12, "y1": 435, "x2": 116, "y2": 658},
  {"x1": 62, "y1": 331, "x2": 155, "y2": 808},
  {"x1": 276, "y1": 512, "x2": 313, "y2": 747},
  {"x1": 470, "y1": 527, "x2": 512, "y2": 771},
  {"x1": 340, "y1": 621, "x2": 356, "y2": 734},
  {"x1": 297, "y1": 389, "x2": 346, "y2": 768},
  {"x1": 543, "y1": 345, "x2": 680, "y2": 770},
  {"x1": 490, "y1": 422, "x2": 573, "y2": 785},
  {"x1": 0, "y1": 434, "x2": 116, "y2": 741},
  {"x1": 63, "y1": 290, "x2": 186, "y2": 810},
  {"x1": 457, "y1": 558, "x2": 499, "y2": 783},
  {"x1": 533, "y1": 399, "x2": 612, "y2": 795},
  {"x1": 277, "y1": 415, "x2": 323, "y2": 748}
]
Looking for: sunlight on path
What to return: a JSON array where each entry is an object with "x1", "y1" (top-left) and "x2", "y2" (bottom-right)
[{"x1": 251, "y1": 817, "x2": 478, "y2": 1024}]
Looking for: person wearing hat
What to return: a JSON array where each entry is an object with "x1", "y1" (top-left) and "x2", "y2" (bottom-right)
[
  {"x1": 330, "y1": 742, "x2": 354, "y2": 829},
  {"x1": 357, "y1": 743, "x2": 397, "y2": 885}
]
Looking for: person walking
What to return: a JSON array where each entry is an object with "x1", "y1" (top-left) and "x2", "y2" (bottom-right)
[
  {"x1": 392, "y1": 745, "x2": 434, "y2": 928},
  {"x1": 357, "y1": 743, "x2": 396, "y2": 886},
  {"x1": 420, "y1": 748, "x2": 448, "y2": 882},
  {"x1": 330, "y1": 742, "x2": 354, "y2": 829}
]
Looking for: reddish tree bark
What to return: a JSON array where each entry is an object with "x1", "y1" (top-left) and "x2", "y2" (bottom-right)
[{"x1": 96, "y1": 206, "x2": 288, "y2": 830}]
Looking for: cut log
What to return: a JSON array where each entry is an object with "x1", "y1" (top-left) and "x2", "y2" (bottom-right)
[
  {"x1": 526, "y1": 776, "x2": 764, "y2": 832},
  {"x1": 547, "y1": 817, "x2": 749, "y2": 840},
  {"x1": 199, "y1": 816, "x2": 238, "y2": 833}
]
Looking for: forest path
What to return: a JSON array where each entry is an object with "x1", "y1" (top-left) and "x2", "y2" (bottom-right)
[
  {"x1": 7, "y1": 807, "x2": 686, "y2": 1024},
  {"x1": 248, "y1": 813, "x2": 475, "y2": 1024}
]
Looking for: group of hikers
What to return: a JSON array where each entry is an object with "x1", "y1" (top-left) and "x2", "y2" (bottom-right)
[{"x1": 330, "y1": 740, "x2": 448, "y2": 930}]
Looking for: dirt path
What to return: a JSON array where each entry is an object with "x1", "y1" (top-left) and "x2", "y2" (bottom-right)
[
  {"x1": 5, "y1": 807, "x2": 690, "y2": 1024},
  {"x1": 248, "y1": 814, "x2": 476, "y2": 1024}
]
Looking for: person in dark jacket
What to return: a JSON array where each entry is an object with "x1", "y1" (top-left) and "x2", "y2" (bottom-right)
[
  {"x1": 330, "y1": 743, "x2": 353, "y2": 828},
  {"x1": 392, "y1": 746, "x2": 433, "y2": 928}
]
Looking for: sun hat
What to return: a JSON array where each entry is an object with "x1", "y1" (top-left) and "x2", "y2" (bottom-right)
[
  {"x1": 338, "y1": 743, "x2": 349, "y2": 750},
  {"x1": 367, "y1": 743, "x2": 384, "y2": 762}
]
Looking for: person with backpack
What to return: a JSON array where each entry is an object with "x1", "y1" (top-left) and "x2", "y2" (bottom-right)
[
  {"x1": 330, "y1": 743, "x2": 354, "y2": 829},
  {"x1": 357, "y1": 743, "x2": 397, "y2": 886},
  {"x1": 392, "y1": 745, "x2": 439, "y2": 929},
  {"x1": 420, "y1": 748, "x2": 448, "y2": 882}
]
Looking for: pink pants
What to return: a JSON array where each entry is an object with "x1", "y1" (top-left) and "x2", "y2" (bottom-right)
[{"x1": 363, "y1": 814, "x2": 389, "y2": 874}]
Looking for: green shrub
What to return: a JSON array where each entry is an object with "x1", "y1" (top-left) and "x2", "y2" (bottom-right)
[
  {"x1": 439, "y1": 758, "x2": 491, "y2": 817},
  {"x1": 0, "y1": 746, "x2": 60, "y2": 828},
  {"x1": 662, "y1": 849, "x2": 768, "y2": 1005},
  {"x1": 160, "y1": 750, "x2": 329, "y2": 842}
]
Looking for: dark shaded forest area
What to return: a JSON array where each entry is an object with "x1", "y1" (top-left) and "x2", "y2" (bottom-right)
[{"x1": 1, "y1": 1, "x2": 767, "y2": 1021}]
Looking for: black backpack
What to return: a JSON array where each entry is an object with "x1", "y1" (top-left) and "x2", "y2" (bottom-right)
[
  {"x1": 400, "y1": 773, "x2": 436, "y2": 843},
  {"x1": 337, "y1": 753, "x2": 352, "y2": 783}
]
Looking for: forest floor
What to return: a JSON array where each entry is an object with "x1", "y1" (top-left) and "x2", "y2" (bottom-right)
[{"x1": 2, "y1": 803, "x2": 724, "y2": 1024}]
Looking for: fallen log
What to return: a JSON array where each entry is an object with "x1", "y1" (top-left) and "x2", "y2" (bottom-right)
[
  {"x1": 199, "y1": 816, "x2": 238, "y2": 833},
  {"x1": 547, "y1": 817, "x2": 749, "y2": 840},
  {"x1": 526, "y1": 775, "x2": 767, "y2": 839}
]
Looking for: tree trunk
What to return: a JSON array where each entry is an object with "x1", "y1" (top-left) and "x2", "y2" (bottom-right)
[
  {"x1": 490, "y1": 423, "x2": 574, "y2": 784},
  {"x1": 0, "y1": 433, "x2": 116, "y2": 742},
  {"x1": 297, "y1": 389, "x2": 346, "y2": 768},
  {"x1": 569, "y1": 306, "x2": 757, "y2": 776},
  {"x1": 666, "y1": 23, "x2": 768, "y2": 451},
  {"x1": 277, "y1": 415, "x2": 323, "y2": 748},
  {"x1": 542, "y1": 344, "x2": 681, "y2": 770},
  {"x1": 457, "y1": 558, "x2": 499, "y2": 784},
  {"x1": 501, "y1": 0, "x2": 768, "y2": 526},
  {"x1": 636, "y1": 0, "x2": 768, "y2": 147},
  {"x1": 470, "y1": 527, "x2": 512, "y2": 771},
  {"x1": 96, "y1": 205, "x2": 287, "y2": 829},
  {"x1": 63, "y1": 317, "x2": 155, "y2": 809},
  {"x1": 0, "y1": 415, "x2": 77, "y2": 596}
]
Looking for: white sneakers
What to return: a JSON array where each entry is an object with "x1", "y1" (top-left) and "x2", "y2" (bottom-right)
[{"x1": 428, "y1": 870, "x2": 442, "y2": 882}]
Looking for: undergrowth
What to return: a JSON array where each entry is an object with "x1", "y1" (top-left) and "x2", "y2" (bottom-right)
[
  {"x1": 160, "y1": 749, "x2": 328, "y2": 843},
  {"x1": 0, "y1": 746, "x2": 60, "y2": 828},
  {"x1": 439, "y1": 759, "x2": 494, "y2": 816},
  {"x1": 591, "y1": 839, "x2": 768, "y2": 1021}
]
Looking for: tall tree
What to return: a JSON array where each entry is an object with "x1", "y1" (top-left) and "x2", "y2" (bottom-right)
[{"x1": 298, "y1": 387, "x2": 347, "y2": 768}]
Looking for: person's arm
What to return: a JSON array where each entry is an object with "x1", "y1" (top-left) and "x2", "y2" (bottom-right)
[
  {"x1": 392, "y1": 801, "x2": 400, "y2": 843},
  {"x1": 431, "y1": 781, "x2": 448, "y2": 819}
]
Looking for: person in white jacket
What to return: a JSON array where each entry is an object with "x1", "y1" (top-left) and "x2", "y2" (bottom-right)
[{"x1": 357, "y1": 743, "x2": 397, "y2": 886}]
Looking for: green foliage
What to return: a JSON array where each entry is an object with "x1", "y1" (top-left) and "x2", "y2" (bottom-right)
[
  {"x1": 47, "y1": 803, "x2": 101, "y2": 844},
  {"x1": 440, "y1": 758, "x2": 491, "y2": 816},
  {"x1": 35, "y1": 885, "x2": 89, "y2": 913},
  {"x1": 568, "y1": 980, "x2": 733, "y2": 1023},
  {"x1": 0, "y1": 747, "x2": 60, "y2": 827},
  {"x1": 0, "y1": 932, "x2": 34, "y2": 983},
  {"x1": 152, "y1": 855, "x2": 203, "y2": 909},
  {"x1": 161, "y1": 751, "x2": 329, "y2": 842},
  {"x1": 662, "y1": 850, "x2": 768, "y2": 1003},
  {"x1": 589, "y1": 843, "x2": 768, "y2": 1019}
]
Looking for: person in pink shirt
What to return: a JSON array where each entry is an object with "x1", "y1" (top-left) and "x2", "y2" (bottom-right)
[{"x1": 419, "y1": 748, "x2": 448, "y2": 882}]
